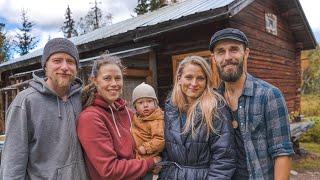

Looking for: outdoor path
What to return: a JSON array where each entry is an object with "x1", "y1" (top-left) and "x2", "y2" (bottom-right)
[{"x1": 291, "y1": 171, "x2": 320, "y2": 180}]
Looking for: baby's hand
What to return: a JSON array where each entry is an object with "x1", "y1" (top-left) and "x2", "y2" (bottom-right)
[{"x1": 138, "y1": 146, "x2": 146, "y2": 155}]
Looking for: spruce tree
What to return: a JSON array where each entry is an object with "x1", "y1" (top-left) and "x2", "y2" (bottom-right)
[
  {"x1": 14, "y1": 9, "x2": 38, "y2": 56},
  {"x1": 0, "y1": 23, "x2": 12, "y2": 62},
  {"x1": 135, "y1": 0, "x2": 149, "y2": 15},
  {"x1": 76, "y1": 0, "x2": 112, "y2": 35},
  {"x1": 61, "y1": 5, "x2": 78, "y2": 38},
  {"x1": 0, "y1": 23, "x2": 6, "y2": 62},
  {"x1": 86, "y1": 0, "x2": 103, "y2": 30},
  {"x1": 149, "y1": 0, "x2": 161, "y2": 12}
]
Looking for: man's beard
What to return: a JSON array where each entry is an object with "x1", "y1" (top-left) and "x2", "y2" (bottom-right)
[
  {"x1": 52, "y1": 75, "x2": 76, "y2": 89},
  {"x1": 217, "y1": 58, "x2": 244, "y2": 82}
]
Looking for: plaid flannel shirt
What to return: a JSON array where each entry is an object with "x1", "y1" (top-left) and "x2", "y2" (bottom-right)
[{"x1": 219, "y1": 74, "x2": 294, "y2": 180}]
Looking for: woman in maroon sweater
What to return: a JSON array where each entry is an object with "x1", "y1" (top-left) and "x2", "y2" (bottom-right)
[{"x1": 77, "y1": 54, "x2": 160, "y2": 180}]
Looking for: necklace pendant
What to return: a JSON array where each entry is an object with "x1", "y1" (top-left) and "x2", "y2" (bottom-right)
[{"x1": 232, "y1": 120, "x2": 239, "y2": 129}]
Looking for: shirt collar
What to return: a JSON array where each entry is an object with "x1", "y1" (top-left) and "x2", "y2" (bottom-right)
[
  {"x1": 218, "y1": 73, "x2": 254, "y2": 97},
  {"x1": 242, "y1": 73, "x2": 254, "y2": 97}
]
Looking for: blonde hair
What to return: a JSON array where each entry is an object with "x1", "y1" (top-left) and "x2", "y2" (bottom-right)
[
  {"x1": 82, "y1": 54, "x2": 125, "y2": 108},
  {"x1": 172, "y1": 56, "x2": 223, "y2": 137}
]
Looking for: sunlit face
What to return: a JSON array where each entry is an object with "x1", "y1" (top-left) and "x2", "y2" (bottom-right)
[
  {"x1": 92, "y1": 64, "x2": 123, "y2": 104},
  {"x1": 134, "y1": 97, "x2": 157, "y2": 117},
  {"x1": 212, "y1": 40, "x2": 249, "y2": 82},
  {"x1": 45, "y1": 53, "x2": 77, "y2": 91},
  {"x1": 178, "y1": 63, "x2": 206, "y2": 104}
]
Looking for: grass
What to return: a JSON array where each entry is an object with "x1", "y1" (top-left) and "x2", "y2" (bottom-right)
[
  {"x1": 301, "y1": 94, "x2": 320, "y2": 117},
  {"x1": 291, "y1": 95, "x2": 320, "y2": 172},
  {"x1": 292, "y1": 142, "x2": 320, "y2": 172}
]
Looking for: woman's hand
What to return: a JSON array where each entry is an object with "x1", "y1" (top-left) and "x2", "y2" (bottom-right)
[
  {"x1": 138, "y1": 146, "x2": 147, "y2": 155},
  {"x1": 152, "y1": 156, "x2": 162, "y2": 174}
]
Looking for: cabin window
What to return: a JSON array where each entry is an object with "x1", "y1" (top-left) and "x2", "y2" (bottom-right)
[{"x1": 265, "y1": 13, "x2": 277, "y2": 36}]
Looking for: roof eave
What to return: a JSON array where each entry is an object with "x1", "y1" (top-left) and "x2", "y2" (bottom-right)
[{"x1": 293, "y1": 0, "x2": 317, "y2": 50}]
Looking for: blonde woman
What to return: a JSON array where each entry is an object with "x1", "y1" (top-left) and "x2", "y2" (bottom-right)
[{"x1": 158, "y1": 56, "x2": 236, "y2": 179}]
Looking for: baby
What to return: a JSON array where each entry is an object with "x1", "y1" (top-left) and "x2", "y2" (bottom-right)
[{"x1": 131, "y1": 82, "x2": 165, "y2": 180}]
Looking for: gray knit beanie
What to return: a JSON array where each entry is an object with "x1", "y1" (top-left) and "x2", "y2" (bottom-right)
[
  {"x1": 132, "y1": 82, "x2": 158, "y2": 104},
  {"x1": 41, "y1": 38, "x2": 79, "y2": 69}
]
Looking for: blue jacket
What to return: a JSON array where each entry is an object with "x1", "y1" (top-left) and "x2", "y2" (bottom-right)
[{"x1": 158, "y1": 97, "x2": 236, "y2": 180}]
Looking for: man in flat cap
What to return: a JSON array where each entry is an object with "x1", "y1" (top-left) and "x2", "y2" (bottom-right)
[
  {"x1": 0, "y1": 38, "x2": 89, "y2": 179},
  {"x1": 210, "y1": 28, "x2": 294, "y2": 180}
]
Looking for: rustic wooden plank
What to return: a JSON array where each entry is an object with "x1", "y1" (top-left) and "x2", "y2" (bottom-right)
[
  {"x1": 124, "y1": 69, "x2": 151, "y2": 78},
  {"x1": 148, "y1": 50, "x2": 158, "y2": 89}
]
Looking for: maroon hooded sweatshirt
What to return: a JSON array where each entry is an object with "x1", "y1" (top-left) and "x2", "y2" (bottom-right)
[{"x1": 77, "y1": 94, "x2": 154, "y2": 180}]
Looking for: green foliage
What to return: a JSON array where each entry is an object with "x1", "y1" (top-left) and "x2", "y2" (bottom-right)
[
  {"x1": 301, "y1": 94, "x2": 320, "y2": 117},
  {"x1": 302, "y1": 45, "x2": 320, "y2": 94},
  {"x1": 135, "y1": 0, "x2": 149, "y2": 15},
  {"x1": 14, "y1": 9, "x2": 38, "y2": 56},
  {"x1": 149, "y1": 0, "x2": 162, "y2": 11},
  {"x1": 0, "y1": 23, "x2": 6, "y2": 62},
  {"x1": 300, "y1": 116, "x2": 320, "y2": 143},
  {"x1": 0, "y1": 23, "x2": 12, "y2": 62},
  {"x1": 135, "y1": 0, "x2": 167, "y2": 15}
]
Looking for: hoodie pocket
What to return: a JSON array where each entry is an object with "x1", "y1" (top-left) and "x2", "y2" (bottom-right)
[{"x1": 56, "y1": 161, "x2": 88, "y2": 180}]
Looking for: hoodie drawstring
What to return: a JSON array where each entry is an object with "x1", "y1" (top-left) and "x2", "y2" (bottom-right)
[
  {"x1": 109, "y1": 106, "x2": 121, "y2": 137},
  {"x1": 57, "y1": 96, "x2": 62, "y2": 119}
]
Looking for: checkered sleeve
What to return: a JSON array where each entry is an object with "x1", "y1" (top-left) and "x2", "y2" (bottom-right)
[{"x1": 265, "y1": 87, "x2": 294, "y2": 158}]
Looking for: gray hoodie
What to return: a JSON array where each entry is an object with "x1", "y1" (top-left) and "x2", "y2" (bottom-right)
[{"x1": 0, "y1": 72, "x2": 89, "y2": 180}]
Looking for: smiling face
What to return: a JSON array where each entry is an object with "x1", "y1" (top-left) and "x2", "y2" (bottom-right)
[
  {"x1": 134, "y1": 97, "x2": 157, "y2": 117},
  {"x1": 212, "y1": 39, "x2": 249, "y2": 82},
  {"x1": 92, "y1": 64, "x2": 123, "y2": 104},
  {"x1": 45, "y1": 52, "x2": 77, "y2": 92},
  {"x1": 178, "y1": 63, "x2": 206, "y2": 104}
]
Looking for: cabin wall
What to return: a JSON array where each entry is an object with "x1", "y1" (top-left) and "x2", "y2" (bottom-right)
[{"x1": 230, "y1": 0, "x2": 300, "y2": 113}]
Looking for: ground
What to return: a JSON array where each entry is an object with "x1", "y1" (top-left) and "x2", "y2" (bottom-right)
[{"x1": 291, "y1": 143, "x2": 320, "y2": 179}]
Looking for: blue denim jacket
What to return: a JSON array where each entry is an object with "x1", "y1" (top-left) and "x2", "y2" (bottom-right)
[{"x1": 219, "y1": 74, "x2": 294, "y2": 180}]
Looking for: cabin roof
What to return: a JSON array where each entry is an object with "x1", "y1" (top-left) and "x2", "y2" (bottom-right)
[{"x1": 0, "y1": 0, "x2": 316, "y2": 73}]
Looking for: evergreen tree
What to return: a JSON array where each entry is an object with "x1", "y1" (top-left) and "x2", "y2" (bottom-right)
[
  {"x1": 135, "y1": 0, "x2": 170, "y2": 15},
  {"x1": 76, "y1": 0, "x2": 112, "y2": 35},
  {"x1": 0, "y1": 23, "x2": 6, "y2": 63},
  {"x1": 149, "y1": 0, "x2": 161, "y2": 12},
  {"x1": 135, "y1": 0, "x2": 149, "y2": 15},
  {"x1": 76, "y1": 17, "x2": 89, "y2": 35},
  {"x1": 0, "y1": 23, "x2": 12, "y2": 62},
  {"x1": 86, "y1": 0, "x2": 103, "y2": 30},
  {"x1": 14, "y1": 9, "x2": 38, "y2": 56},
  {"x1": 61, "y1": 5, "x2": 78, "y2": 38}
]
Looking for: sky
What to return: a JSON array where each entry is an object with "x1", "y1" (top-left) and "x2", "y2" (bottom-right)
[{"x1": 0, "y1": 0, "x2": 319, "y2": 56}]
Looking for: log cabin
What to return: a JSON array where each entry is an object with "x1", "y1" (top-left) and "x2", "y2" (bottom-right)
[{"x1": 0, "y1": 0, "x2": 317, "y2": 132}]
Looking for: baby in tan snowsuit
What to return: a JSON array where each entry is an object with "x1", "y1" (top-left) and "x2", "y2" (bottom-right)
[{"x1": 131, "y1": 82, "x2": 165, "y2": 161}]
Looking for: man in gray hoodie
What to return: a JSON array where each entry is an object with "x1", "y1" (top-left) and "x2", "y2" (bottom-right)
[{"x1": 0, "y1": 38, "x2": 89, "y2": 180}]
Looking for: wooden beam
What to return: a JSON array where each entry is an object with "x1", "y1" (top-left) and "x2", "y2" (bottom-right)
[
  {"x1": 124, "y1": 68, "x2": 151, "y2": 78},
  {"x1": 148, "y1": 50, "x2": 158, "y2": 89}
]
